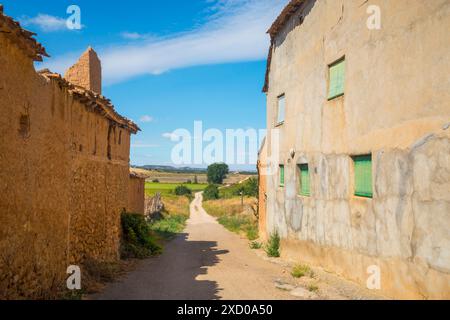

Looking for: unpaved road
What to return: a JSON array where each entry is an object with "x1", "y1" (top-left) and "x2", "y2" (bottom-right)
[{"x1": 93, "y1": 193, "x2": 297, "y2": 300}]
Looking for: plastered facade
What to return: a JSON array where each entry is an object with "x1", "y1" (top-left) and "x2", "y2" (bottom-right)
[{"x1": 262, "y1": 0, "x2": 450, "y2": 299}]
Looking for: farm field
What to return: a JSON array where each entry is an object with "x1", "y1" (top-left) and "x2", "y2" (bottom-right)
[
  {"x1": 145, "y1": 182, "x2": 208, "y2": 197},
  {"x1": 132, "y1": 167, "x2": 256, "y2": 185}
]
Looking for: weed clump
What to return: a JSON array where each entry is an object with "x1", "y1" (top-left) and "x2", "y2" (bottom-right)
[
  {"x1": 265, "y1": 232, "x2": 280, "y2": 257},
  {"x1": 291, "y1": 264, "x2": 314, "y2": 278},
  {"x1": 249, "y1": 241, "x2": 263, "y2": 249}
]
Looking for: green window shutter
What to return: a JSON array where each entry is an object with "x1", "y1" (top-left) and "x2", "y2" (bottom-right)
[
  {"x1": 280, "y1": 165, "x2": 285, "y2": 186},
  {"x1": 353, "y1": 155, "x2": 373, "y2": 198},
  {"x1": 328, "y1": 59, "x2": 345, "y2": 100},
  {"x1": 299, "y1": 164, "x2": 310, "y2": 196}
]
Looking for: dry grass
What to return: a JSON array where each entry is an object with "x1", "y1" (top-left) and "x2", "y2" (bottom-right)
[
  {"x1": 203, "y1": 197, "x2": 255, "y2": 217},
  {"x1": 291, "y1": 264, "x2": 314, "y2": 278},
  {"x1": 203, "y1": 197, "x2": 259, "y2": 240},
  {"x1": 162, "y1": 194, "x2": 191, "y2": 217}
]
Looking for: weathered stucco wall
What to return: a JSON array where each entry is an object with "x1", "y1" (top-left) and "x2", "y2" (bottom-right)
[
  {"x1": 263, "y1": 0, "x2": 450, "y2": 299},
  {"x1": 258, "y1": 142, "x2": 268, "y2": 241},
  {"x1": 128, "y1": 175, "x2": 145, "y2": 215},
  {"x1": 0, "y1": 29, "x2": 136, "y2": 298}
]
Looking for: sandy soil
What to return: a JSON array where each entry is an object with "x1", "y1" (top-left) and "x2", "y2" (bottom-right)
[
  {"x1": 92, "y1": 193, "x2": 386, "y2": 300},
  {"x1": 92, "y1": 193, "x2": 298, "y2": 300}
]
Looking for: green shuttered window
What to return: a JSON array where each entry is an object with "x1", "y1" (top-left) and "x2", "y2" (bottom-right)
[
  {"x1": 328, "y1": 59, "x2": 345, "y2": 100},
  {"x1": 353, "y1": 155, "x2": 373, "y2": 198},
  {"x1": 279, "y1": 165, "x2": 285, "y2": 186},
  {"x1": 299, "y1": 164, "x2": 310, "y2": 196}
]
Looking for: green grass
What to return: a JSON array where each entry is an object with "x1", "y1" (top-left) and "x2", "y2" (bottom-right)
[
  {"x1": 149, "y1": 214, "x2": 188, "y2": 240},
  {"x1": 291, "y1": 264, "x2": 313, "y2": 278},
  {"x1": 217, "y1": 215, "x2": 259, "y2": 241},
  {"x1": 145, "y1": 182, "x2": 208, "y2": 197}
]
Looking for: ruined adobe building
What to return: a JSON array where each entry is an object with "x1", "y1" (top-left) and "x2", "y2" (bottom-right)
[
  {"x1": 260, "y1": 0, "x2": 450, "y2": 299},
  {"x1": 0, "y1": 7, "x2": 144, "y2": 298}
]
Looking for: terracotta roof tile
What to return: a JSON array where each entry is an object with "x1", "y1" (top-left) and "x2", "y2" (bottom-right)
[
  {"x1": 38, "y1": 70, "x2": 140, "y2": 134},
  {"x1": 0, "y1": 5, "x2": 49, "y2": 61}
]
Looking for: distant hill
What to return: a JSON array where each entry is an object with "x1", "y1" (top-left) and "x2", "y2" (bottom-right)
[
  {"x1": 132, "y1": 165, "x2": 207, "y2": 173},
  {"x1": 132, "y1": 165, "x2": 257, "y2": 175}
]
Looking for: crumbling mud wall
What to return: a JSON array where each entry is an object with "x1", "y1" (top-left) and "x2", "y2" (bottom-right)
[
  {"x1": 263, "y1": 0, "x2": 450, "y2": 299},
  {"x1": 0, "y1": 12, "x2": 140, "y2": 299},
  {"x1": 128, "y1": 174, "x2": 145, "y2": 215}
]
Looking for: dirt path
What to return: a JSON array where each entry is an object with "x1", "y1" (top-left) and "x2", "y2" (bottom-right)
[{"x1": 93, "y1": 193, "x2": 298, "y2": 300}]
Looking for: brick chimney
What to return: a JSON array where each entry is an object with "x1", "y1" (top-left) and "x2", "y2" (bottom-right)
[{"x1": 64, "y1": 47, "x2": 102, "y2": 94}]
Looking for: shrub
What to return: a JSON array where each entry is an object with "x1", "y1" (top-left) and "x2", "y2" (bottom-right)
[
  {"x1": 249, "y1": 241, "x2": 263, "y2": 250},
  {"x1": 152, "y1": 179, "x2": 160, "y2": 183},
  {"x1": 121, "y1": 213, "x2": 161, "y2": 259},
  {"x1": 219, "y1": 178, "x2": 258, "y2": 199},
  {"x1": 265, "y1": 231, "x2": 280, "y2": 258},
  {"x1": 174, "y1": 185, "x2": 192, "y2": 196},
  {"x1": 291, "y1": 265, "x2": 313, "y2": 278},
  {"x1": 203, "y1": 184, "x2": 219, "y2": 200}
]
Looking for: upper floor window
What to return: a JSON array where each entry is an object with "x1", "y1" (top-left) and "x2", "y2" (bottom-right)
[
  {"x1": 276, "y1": 94, "x2": 285, "y2": 125},
  {"x1": 328, "y1": 58, "x2": 345, "y2": 100},
  {"x1": 352, "y1": 154, "x2": 373, "y2": 198}
]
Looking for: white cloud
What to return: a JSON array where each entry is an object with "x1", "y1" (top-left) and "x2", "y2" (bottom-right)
[
  {"x1": 162, "y1": 132, "x2": 179, "y2": 140},
  {"x1": 139, "y1": 115, "x2": 154, "y2": 123},
  {"x1": 21, "y1": 14, "x2": 71, "y2": 32},
  {"x1": 120, "y1": 32, "x2": 143, "y2": 40},
  {"x1": 41, "y1": 0, "x2": 288, "y2": 84},
  {"x1": 131, "y1": 141, "x2": 159, "y2": 148}
]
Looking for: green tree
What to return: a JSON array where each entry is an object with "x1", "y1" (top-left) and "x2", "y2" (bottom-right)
[
  {"x1": 243, "y1": 177, "x2": 258, "y2": 197},
  {"x1": 207, "y1": 163, "x2": 229, "y2": 184}
]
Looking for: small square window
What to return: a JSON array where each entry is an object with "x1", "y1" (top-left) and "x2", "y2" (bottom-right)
[
  {"x1": 279, "y1": 165, "x2": 285, "y2": 186},
  {"x1": 328, "y1": 58, "x2": 345, "y2": 100},
  {"x1": 298, "y1": 164, "x2": 310, "y2": 196},
  {"x1": 277, "y1": 94, "x2": 285, "y2": 125},
  {"x1": 353, "y1": 155, "x2": 373, "y2": 198}
]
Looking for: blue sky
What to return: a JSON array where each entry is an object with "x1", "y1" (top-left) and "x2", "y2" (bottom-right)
[{"x1": 2, "y1": 0, "x2": 287, "y2": 170}]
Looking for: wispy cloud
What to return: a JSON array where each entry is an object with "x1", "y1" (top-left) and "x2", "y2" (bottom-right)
[
  {"x1": 119, "y1": 32, "x2": 159, "y2": 41},
  {"x1": 131, "y1": 141, "x2": 159, "y2": 148},
  {"x1": 20, "y1": 13, "x2": 83, "y2": 32},
  {"x1": 162, "y1": 132, "x2": 179, "y2": 140},
  {"x1": 42, "y1": 0, "x2": 287, "y2": 84},
  {"x1": 139, "y1": 115, "x2": 154, "y2": 123}
]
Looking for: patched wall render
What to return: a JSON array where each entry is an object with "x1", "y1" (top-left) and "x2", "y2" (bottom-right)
[
  {"x1": 0, "y1": 9, "x2": 142, "y2": 299},
  {"x1": 262, "y1": 0, "x2": 450, "y2": 299}
]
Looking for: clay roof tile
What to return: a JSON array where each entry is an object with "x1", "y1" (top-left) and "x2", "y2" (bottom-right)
[{"x1": 0, "y1": 7, "x2": 49, "y2": 61}]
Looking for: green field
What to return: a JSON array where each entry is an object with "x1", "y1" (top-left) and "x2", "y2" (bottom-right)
[{"x1": 145, "y1": 182, "x2": 208, "y2": 197}]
